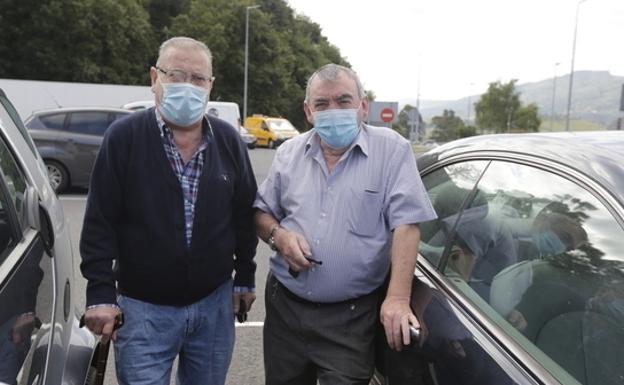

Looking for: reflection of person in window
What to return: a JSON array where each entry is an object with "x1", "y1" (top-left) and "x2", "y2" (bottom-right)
[
  {"x1": 0, "y1": 244, "x2": 44, "y2": 384},
  {"x1": 523, "y1": 210, "x2": 588, "y2": 260},
  {"x1": 433, "y1": 185, "x2": 518, "y2": 302},
  {"x1": 507, "y1": 210, "x2": 588, "y2": 331}
]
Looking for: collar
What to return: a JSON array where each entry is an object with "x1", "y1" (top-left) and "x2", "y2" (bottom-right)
[
  {"x1": 154, "y1": 108, "x2": 213, "y2": 142},
  {"x1": 304, "y1": 124, "x2": 370, "y2": 158}
]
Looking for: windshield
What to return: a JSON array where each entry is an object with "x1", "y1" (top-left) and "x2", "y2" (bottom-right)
[{"x1": 268, "y1": 119, "x2": 297, "y2": 132}]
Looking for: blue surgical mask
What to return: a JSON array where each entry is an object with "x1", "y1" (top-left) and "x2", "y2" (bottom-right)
[
  {"x1": 159, "y1": 83, "x2": 208, "y2": 126},
  {"x1": 532, "y1": 230, "x2": 567, "y2": 257},
  {"x1": 313, "y1": 108, "x2": 360, "y2": 149}
]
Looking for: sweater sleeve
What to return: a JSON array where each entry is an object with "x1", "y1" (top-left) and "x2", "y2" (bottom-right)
[
  {"x1": 231, "y1": 139, "x2": 258, "y2": 288},
  {"x1": 79, "y1": 121, "x2": 128, "y2": 307}
]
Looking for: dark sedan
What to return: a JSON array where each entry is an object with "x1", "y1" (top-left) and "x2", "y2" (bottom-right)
[
  {"x1": 375, "y1": 131, "x2": 624, "y2": 385},
  {"x1": 25, "y1": 107, "x2": 133, "y2": 193}
]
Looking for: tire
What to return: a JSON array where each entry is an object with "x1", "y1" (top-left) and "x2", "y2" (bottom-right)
[
  {"x1": 268, "y1": 140, "x2": 275, "y2": 149},
  {"x1": 45, "y1": 160, "x2": 69, "y2": 193}
]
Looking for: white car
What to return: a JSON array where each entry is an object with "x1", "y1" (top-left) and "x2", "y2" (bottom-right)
[{"x1": 0, "y1": 89, "x2": 96, "y2": 384}]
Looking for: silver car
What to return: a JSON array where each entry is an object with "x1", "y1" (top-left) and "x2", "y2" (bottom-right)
[
  {"x1": 0, "y1": 89, "x2": 96, "y2": 384},
  {"x1": 24, "y1": 107, "x2": 133, "y2": 193}
]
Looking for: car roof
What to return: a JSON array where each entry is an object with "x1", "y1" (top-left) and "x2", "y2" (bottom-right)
[
  {"x1": 417, "y1": 131, "x2": 624, "y2": 208},
  {"x1": 28, "y1": 106, "x2": 133, "y2": 117}
]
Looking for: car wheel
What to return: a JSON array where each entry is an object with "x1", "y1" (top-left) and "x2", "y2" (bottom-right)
[
  {"x1": 268, "y1": 140, "x2": 275, "y2": 149},
  {"x1": 45, "y1": 160, "x2": 69, "y2": 193}
]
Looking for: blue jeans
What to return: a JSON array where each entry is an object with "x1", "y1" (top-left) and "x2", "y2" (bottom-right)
[{"x1": 114, "y1": 280, "x2": 235, "y2": 385}]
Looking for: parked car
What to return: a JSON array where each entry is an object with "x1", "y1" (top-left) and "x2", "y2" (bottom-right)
[
  {"x1": 24, "y1": 106, "x2": 133, "y2": 193},
  {"x1": 122, "y1": 100, "x2": 256, "y2": 149},
  {"x1": 374, "y1": 131, "x2": 624, "y2": 385},
  {"x1": 244, "y1": 115, "x2": 299, "y2": 148},
  {"x1": 0, "y1": 89, "x2": 97, "y2": 384}
]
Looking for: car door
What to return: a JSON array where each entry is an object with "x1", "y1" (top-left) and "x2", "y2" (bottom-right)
[
  {"x1": 410, "y1": 158, "x2": 624, "y2": 385},
  {"x1": 0, "y1": 132, "x2": 54, "y2": 385},
  {"x1": 61, "y1": 111, "x2": 113, "y2": 186}
]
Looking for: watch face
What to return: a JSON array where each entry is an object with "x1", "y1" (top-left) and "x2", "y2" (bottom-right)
[{"x1": 268, "y1": 236, "x2": 278, "y2": 251}]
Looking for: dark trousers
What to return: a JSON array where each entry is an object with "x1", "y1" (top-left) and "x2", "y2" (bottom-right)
[{"x1": 264, "y1": 273, "x2": 380, "y2": 385}]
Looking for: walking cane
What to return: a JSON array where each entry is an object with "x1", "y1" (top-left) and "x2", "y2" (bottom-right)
[{"x1": 80, "y1": 313, "x2": 124, "y2": 385}]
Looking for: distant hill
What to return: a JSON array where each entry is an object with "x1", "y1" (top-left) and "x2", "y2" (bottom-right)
[{"x1": 402, "y1": 71, "x2": 624, "y2": 129}]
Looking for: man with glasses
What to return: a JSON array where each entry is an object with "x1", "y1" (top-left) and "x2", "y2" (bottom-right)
[{"x1": 80, "y1": 36, "x2": 258, "y2": 385}]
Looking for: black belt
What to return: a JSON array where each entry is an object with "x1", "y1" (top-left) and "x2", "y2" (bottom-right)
[{"x1": 272, "y1": 274, "x2": 380, "y2": 307}]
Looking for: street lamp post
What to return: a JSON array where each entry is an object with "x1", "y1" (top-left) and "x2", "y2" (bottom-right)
[
  {"x1": 565, "y1": 0, "x2": 588, "y2": 132},
  {"x1": 550, "y1": 62, "x2": 560, "y2": 130},
  {"x1": 243, "y1": 5, "x2": 260, "y2": 122}
]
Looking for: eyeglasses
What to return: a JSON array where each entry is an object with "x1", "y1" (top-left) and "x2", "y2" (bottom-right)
[{"x1": 155, "y1": 66, "x2": 214, "y2": 87}]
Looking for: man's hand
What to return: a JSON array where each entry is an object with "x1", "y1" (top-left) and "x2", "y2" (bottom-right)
[
  {"x1": 380, "y1": 295, "x2": 420, "y2": 351},
  {"x1": 233, "y1": 291, "x2": 256, "y2": 318},
  {"x1": 274, "y1": 228, "x2": 313, "y2": 274},
  {"x1": 83, "y1": 306, "x2": 122, "y2": 344},
  {"x1": 11, "y1": 313, "x2": 36, "y2": 345},
  {"x1": 507, "y1": 309, "x2": 528, "y2": 331}
]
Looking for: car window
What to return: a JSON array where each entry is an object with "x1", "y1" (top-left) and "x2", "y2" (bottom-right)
[
  {"x1": 419, "y1": 161, "x2": 489, "y2": 266},
  {"x1": 38, "y1": 113, "x2": 67, "y2": 131},
  {"x1": 112, "y1": 112, "x2": 130, "y2": 122},
  {"x1": 67, "y1": 111, "x2": 111, "y2": 136},
  {"x1": 0, "y1": 137, "x2": 29, "y2": 233},
  {"x1": 0, "y1": 92, "x2": 38, "y2": 157},
  {"x1": 429, "y1": 160, "x2": 624, "y2": 385}
]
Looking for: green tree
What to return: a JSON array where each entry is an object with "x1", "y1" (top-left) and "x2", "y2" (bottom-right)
[
  {"x1": 393, "y1": 104, "x2": 422, "y2": 139},
  {"x1": 474, "y1": 80, "x2": 541, "y2": 133},
  {"x1": 430, "y1": 109, "x2": 466, "y2": 142},
  {"x1": 515, "y1": 103, "x2": 542, "y2": 132},
  {"x1": 0, "y1": 0, "x2": 156, "y2": 85},
  {"x1": 169, "y1": 0, "x2": 349, "y2": 130},
  {"x1": 474, "y1": 80, "x2": 520, "y2": 133}
]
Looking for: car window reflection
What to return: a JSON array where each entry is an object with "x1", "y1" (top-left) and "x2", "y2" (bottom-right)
[{"x1": 421, "y1": 160, "x2": 624, "y2": 385}]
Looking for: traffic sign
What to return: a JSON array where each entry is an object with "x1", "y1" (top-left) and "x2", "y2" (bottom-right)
[{"x1": 380, "y1": 108, "x2": 395, "y2": 123}]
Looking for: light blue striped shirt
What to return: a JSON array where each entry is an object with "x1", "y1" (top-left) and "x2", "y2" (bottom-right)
[{"x1": 254, "y1": 125, "x2": 437, "y2": 302}]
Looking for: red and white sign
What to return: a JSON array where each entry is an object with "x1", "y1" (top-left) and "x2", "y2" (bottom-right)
[{"x1": 380, "y1": 108, "x2": 395, "y2": 123}]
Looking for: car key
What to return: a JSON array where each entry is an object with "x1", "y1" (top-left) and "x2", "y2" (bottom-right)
[{"x1": 288, "y1": 256, "x2": 323, "y2": 278}]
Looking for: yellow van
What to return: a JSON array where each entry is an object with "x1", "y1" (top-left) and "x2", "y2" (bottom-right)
[{"x1": 244, "y1": 115, "x2": 299, "y2": 148}]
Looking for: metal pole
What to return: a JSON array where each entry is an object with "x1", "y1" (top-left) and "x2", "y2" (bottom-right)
[
  {"x1": 550, "y1": 62, "x2": 560, "y2": 130},
  {"x1": 565, "y1": 0, "x2": 587, "y2": 132},
  {"x1": 243, "y1": 5, "x2": 260, "y2": 122},
  {"x1": 466, "y1": 83, "x2": 474, "y2": 124}
]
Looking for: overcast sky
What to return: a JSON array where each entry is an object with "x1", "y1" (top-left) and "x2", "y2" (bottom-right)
[{"x1": 286, "y1": 0, "x2": 624, "y2": 101}]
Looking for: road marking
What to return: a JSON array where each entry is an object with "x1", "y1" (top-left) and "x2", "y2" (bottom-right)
[
  {"x1": 60, "y1": 196, "x2": 88, "y2": 201},
  {"x1": 235, "y1": 321, "x2": 264, "y2": 328}
]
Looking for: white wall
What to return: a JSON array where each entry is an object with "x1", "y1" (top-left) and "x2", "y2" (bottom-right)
[{"x1": 0, "y1": 78, "x2": 153, "y2": 120}]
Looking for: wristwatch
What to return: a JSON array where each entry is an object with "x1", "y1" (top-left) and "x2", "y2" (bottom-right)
[{"x1": 267, "y1": 224, "x2": 281, "y2": 251}]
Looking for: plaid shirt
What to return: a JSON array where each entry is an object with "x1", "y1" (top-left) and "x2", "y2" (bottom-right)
[
  {"x1": 155, "y1": 110, "x2": 254, "y2": 294},
  {"x1": 156, "y1": 110, "x2": 210, "y2": 248}
]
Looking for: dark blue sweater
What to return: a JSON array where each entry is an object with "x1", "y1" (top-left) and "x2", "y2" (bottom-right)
[{"x1": 80, "y1": 108, "x2": 258, "y2": 306}]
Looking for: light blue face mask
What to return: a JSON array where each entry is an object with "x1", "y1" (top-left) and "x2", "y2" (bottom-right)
[
  {"x1": 159, "y1": 83, "x2": 208, "y2": 127},
  {"x1": 532, "y1": 230, "x2": 567, "y2": 257},
  {"x1": 313, "y1": 108, "x2": 360, "y2": 149}
]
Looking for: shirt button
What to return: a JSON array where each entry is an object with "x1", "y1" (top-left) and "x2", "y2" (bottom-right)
[
  {"x1": 320, "y1": 213, "x2": 326, "y2": 218},
  {"x1": 315, "y1": 240, "x2": 320, "y2": 245},
  {"x1": 307, "y1": 291, "x2": 312, "y2": 296},
  {"x1": 311, "y1": 268, "x2": 316, "y2": 272}
]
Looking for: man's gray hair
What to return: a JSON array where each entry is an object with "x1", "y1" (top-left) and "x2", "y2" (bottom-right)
[
  {"x1": 305, "y1": 63, "x2": 366, "y2": 102},
  {"x1": 156, "y1": 36, "x2": 213, "y2": 71}
]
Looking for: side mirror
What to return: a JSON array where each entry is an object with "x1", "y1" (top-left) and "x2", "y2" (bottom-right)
[{"x1": 25, "y1": 186, "x2": 54, "y2": 252}]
